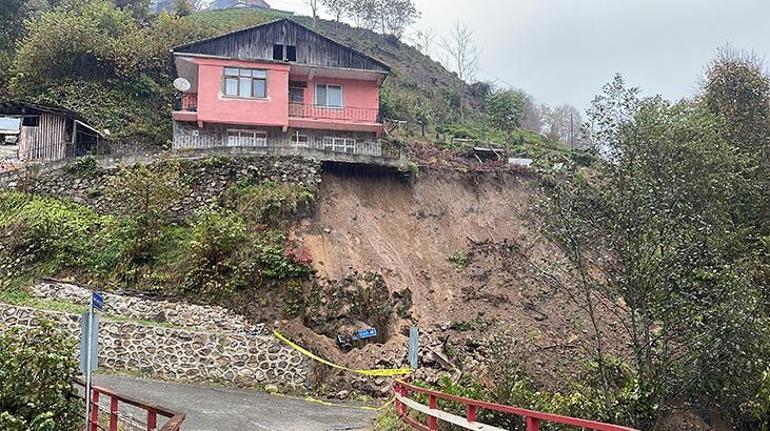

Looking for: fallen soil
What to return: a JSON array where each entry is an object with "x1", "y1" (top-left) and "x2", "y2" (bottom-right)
[{"x1": 286, "y1": 166, "x2": 629, "y2": 394}]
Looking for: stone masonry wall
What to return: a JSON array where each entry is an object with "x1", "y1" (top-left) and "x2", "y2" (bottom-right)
[
  {"x1": 4, "y1": 155, "x2": 321, "y2": 216},
  {"x1": 31, "y1": 280, "x2": 257, "y2": 334},
  {"x1": 0, "y1": 303, "x2": 311, "y2": 388}
]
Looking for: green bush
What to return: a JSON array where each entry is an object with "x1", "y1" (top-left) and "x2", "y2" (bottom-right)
[
  {"x1": 226, "y1": 181, "x2": 314, "y2": 227},
  {"x1": 0, "y1": 321, "x2": 81, "y2": 431},
  {"x1": 0, "y1": 191, "x2": 106, "y2": 275},
  {"x1": 181, "y1": 210, "x2": 247, "y2": 296},
  {"x1": 747, "y1": 367, "x2": 770, "y2": 430}
]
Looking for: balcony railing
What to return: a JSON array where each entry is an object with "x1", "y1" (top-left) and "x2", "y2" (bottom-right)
[
  {"x1": 173, "y1": 94, "x2": 197, "y2": 112},
  {"x1": 289, "y1": 103, "x2": 380, "y2": 123}
]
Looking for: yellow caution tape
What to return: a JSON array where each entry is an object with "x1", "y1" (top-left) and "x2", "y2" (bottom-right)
[{"x1": 273, "y1": 330, "x2": 413, "y2": 377}]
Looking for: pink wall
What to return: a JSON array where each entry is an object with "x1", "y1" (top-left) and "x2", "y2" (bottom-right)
[
  {"x1": 193, "y1": 58, "x2": 290, "y2": 127},
  {"x1": 290, "y1": 76, "x2": 380, "y2": 109},
  {"x1": 190, "y1": 57, "x2": 381, "y2": 128}
]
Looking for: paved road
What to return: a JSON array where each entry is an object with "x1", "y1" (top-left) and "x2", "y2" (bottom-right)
[{"x1": 93, "y1": 374, "x2": 377, "y2": 431}]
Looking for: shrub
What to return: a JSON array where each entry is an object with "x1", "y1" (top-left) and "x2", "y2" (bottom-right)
[
  {"x1": 181, "y1": 210, "x2": 246, "y2": 296},
  {"x1": 252, "y1": 232, "x2": 312, "y2": 280},
  {"x1": 0, "y1": 191, "x2": 105, "y2": 275},
  {"x1": 226, "y1": 181, "x2": 314, "y2": 227},
  {"x1": 746, "y1": 367, "x2": 770, "y2": 430},
  {"x1": 0, "y1": 321, "x2": 81, "y2": 431}
]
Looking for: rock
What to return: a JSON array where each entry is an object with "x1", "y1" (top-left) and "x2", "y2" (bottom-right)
[{"x1": 334, "y1": 390, "x2": 350, "y2": 400}]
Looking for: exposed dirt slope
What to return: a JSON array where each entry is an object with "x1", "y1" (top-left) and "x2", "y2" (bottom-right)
[{"x1": 293, "y1": 167, "x2": 627, "y2": 391}]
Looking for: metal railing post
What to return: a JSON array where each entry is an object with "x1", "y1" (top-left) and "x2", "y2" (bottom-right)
[
  {"x1": 89, "y1": 390, "x2": 100, "y2": 431},
  {"x1": 147, "y1": 408, "x2": 157, "y2": 431},
  {"x1": 428, "y1": 394, "x2": 437, "y2": 431},
  {"x1": 109, "y1": 397, "x2": 118, "y2": 431},
  {"x1": 466, "y1": 404, "x2": 477, "y2": 422},
  {"x1": 526, "y1": 416, "x2": 541, "y2": 431}
]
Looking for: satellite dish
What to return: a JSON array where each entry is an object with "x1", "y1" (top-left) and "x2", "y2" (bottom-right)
[{"x1": 174, "y1": 78, "x2": 191, "y2": 92}]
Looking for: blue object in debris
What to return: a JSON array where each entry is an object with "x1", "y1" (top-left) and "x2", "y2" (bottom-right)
[{"x1": 352, "y1": 328, "x2": 377, "y2": 341}]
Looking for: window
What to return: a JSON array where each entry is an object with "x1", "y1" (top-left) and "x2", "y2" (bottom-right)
[
  {"x1": 291, "y1": 132, "x2": 309, "y2": 147},
  {"x1": 322, "y1": 137, "x2": 356, "y2": 154},
  {"x1": 22, "y1": 116, "x2": 39, "y2": 127},
  {"x1": 289, "y1": 81, "x2": 306, "y2": 103},
  {"x1": 286, "y1": 45, "x2": 297, "y2": 62},
  {"x1": 315, "y1": 84, "x2": 343, "y2": 108},
  {"x1": 273, "y1": 44, "x2": 297, "y2": 61},
  {"x1": 224, "y1": 67, "x2": 267, "y2": 98},
  {"x1": 227, "y1": 129, "x2": 267, "y2": 147}
]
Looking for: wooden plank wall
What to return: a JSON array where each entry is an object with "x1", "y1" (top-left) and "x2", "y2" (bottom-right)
[
  {"x1": 178, "y1": 20, "x2": 388, "y2": 72},
  {"x1": 18, "y1": 113, "x2": 69, "y2": 161}
]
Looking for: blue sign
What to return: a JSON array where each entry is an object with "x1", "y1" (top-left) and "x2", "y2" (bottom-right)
[{"x1": 92, "y1": 292, "x2": 104, "y2": 310}]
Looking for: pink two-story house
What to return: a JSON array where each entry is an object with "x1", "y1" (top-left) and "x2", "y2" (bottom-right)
[{"x1": 172, "y1": 19, "x2": 401, "y2": 163}]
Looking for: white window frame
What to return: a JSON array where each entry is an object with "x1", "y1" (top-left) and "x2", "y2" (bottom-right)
[
  {"x1": 322, "y1": 136, "x2": 356, "y2": 154},
  {"x1": 223, "y1": 67, "x2": 268, "y2": 99},
  {"x1": 291, "y1": 132, "x2": 309, "y2": 147},
  {"x1": 315, "y1": 84, "x2": 343, "y2": 108},
  {"x1": 226, "y1": 129, "x2": 267, "y2": 147}
]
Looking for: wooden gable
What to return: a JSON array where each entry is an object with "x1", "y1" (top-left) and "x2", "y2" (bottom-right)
[{"x1": 173, "y1": 19, "x2": 390, "y2": 73}]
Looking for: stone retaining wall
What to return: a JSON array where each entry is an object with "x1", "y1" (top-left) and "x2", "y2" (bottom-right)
[
  {"x1": 0, "y1": 303, "x2": 311, "y2": 388},
  {"x1": 4, "y1": 155, "x2": 321, "y2": 216},
  {"x1": 31, "y1": 280, "x2": 257, "y2": 334}
]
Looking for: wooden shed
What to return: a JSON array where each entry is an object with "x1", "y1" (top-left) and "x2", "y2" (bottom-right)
[{"x1": 0, "y1": 100, "x2": 103, "y2": 161}]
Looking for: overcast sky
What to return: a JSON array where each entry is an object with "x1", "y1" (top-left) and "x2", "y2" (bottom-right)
[{"x1": 268, "y1": 0, "x2": 770, "y2": 110}]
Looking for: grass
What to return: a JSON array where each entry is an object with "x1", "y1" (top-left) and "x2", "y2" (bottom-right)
[
  {"x1": 185, "y1": 8, "x2": 287, "y2": 33},
  {"x1": 447, "y1": 250, "x2": 470, "y2": 272},
  {"x1": 372, "y1": 405, "x2": 408, "y2": 431}
]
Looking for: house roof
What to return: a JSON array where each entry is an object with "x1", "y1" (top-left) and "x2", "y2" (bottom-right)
[
  {"x1": 173, "y1": 18, "x2": 391, "y2": 73},
  {"x1": 0, "y1": 100, "x2": 81, "y2": 119},
  {"x1": 0, "y1": 100, "x2": 104, "y2": 137}
]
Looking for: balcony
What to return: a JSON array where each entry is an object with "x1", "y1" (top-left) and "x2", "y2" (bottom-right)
[
  {"x1": 172, "y1": 94, "x2": 198, "y2": 122},
  {"x1": 288, "y1": 103, "x2": 380, "y2": 123}
]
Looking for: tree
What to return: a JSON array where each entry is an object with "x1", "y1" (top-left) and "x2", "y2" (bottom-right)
[
  {"x1": 374, "y1": 0, "x2": 420, "y2": 38},
  {"x1": 410, "y1": 27, "x2": 436, "y2": 57},
  {"x1": 412, "y1": 100, "x2": 433, "y2": 136},
  {"x1": 543, "y1": 104, "x2": 584, "y2": 149},
  {"x1": 704, "y1": 46, "x2": 770, "y2": 164},
  {"x1": 113, "y1": 0, "x2": 152, "y2": 22},
  {"x1": 702, "y1": 45, "x2": 770, "y2": 333},
  {"x1": 441, "y1": 20, "x2": 481, "y2": 83},
  {"x1": 106, "y1": 162, "x2": 188, "y2": 267},
  {"x1": 345, "y1": 0, "x2": 419, "y2": 38},
  {"x1": 519, "y1": 91, "x2": 544, "y2": 134},
  {"x1": 485, "y1": 88, "x2": 525, "y2": 133},
  {"x1": 0, "y1": 321, "x2": 81, "y2": 431},
  {"x1": 306, "y1": 0, "x2": 320, "y2": 18},
  {"x1": 320, "y1": 0, "x2": 347, "y2": 22},
  {"x1": 542, "y1": 75, "x2": 770, "y2": 427},
  {"x1": 173, "y1": 0, "x2": 194, "y2": 16}
]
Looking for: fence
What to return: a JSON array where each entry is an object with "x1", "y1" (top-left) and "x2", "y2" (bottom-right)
[
  {"x1": 72, "y1": 379, "x2": 185, "y2": 431},
  {"x1": 288, "y1": 103, "x2": 380, "y2": 123},
  {"x1": 393, "y1": 380, "x2": 638, "y2": 431}
]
